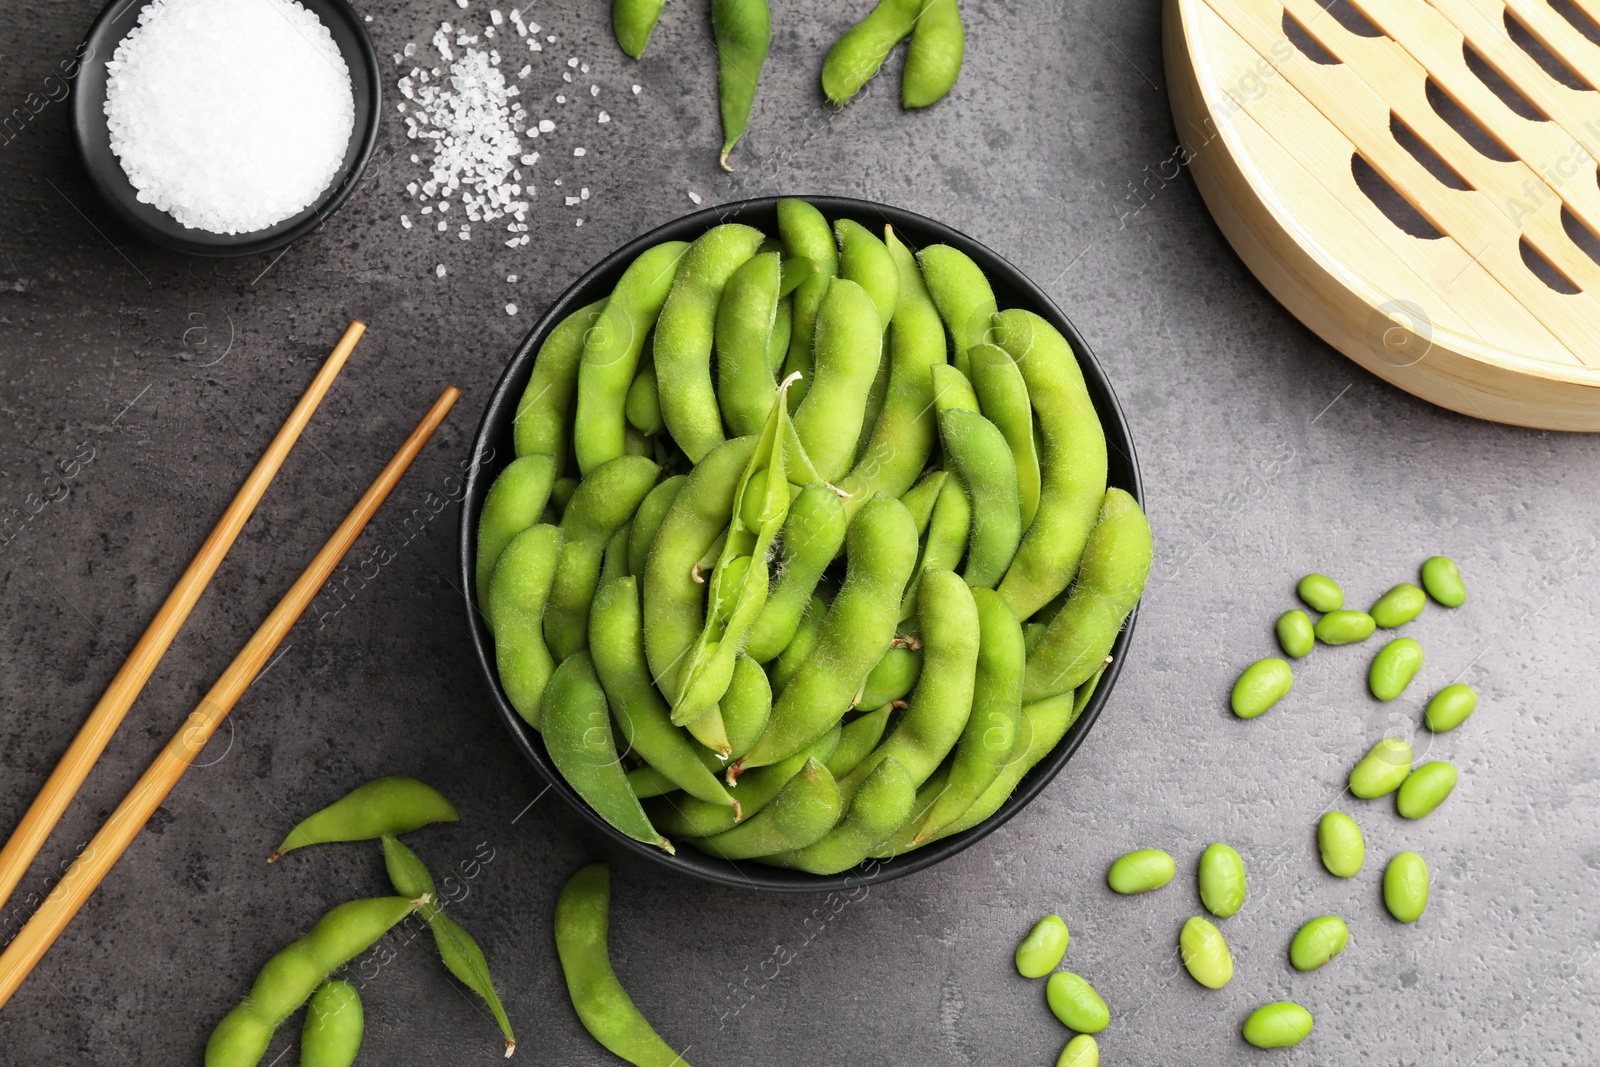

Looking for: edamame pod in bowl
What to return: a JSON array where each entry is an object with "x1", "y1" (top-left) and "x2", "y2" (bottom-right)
[{"x1": 463, "y1": 196, "x2": 1141, "y2": 891}]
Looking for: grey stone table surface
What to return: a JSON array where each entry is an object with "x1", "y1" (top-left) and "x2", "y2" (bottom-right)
[{"x1": 1, "y1": 1, "x2": 1596, "y2": 1063}]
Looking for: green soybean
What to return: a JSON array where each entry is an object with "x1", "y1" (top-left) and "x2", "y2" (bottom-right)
[
  {"x1": 1242, "y1": 1002, "x2": 1313, "y2": 1049},
  {"x1": 901, "y1": 470, "x2": 971, "y2": 621},
  {"x1": 1046, "y1": 971, "x2": 1109, "y2": 1034},
  {"x1": 931, "y1": 363, "x2": 980, "y2": 414},
  {"x1": 1179, "y1": 916, "x2": 1233, "y2": 989},
  {"x1": 820, "y1": 0, "x2": 921, "y2": 106},
  {"x1": 476, "y1": 454, "x2": 559, "y2": 607},
  {"x1": 626, "y1": 357, "x2": 664, "y2": 436},
  {"x1": 839, "y1": 228, "x2": 945, "y2": 513},
  {"x1": 1230, "y1": 657, "x2": 1293, "y2": 719},
  {"x1": 1107, "y1": 848, "x2": 1175, "y2": 894},
  {"x1": 826, "y1": 706, "x2": 894, "y2": 778},
  {"x1": 768, "y1": 294, "x2": 793, "y2": 375},
  {"x1": 1349, "y1": 738, "x2": 1412, "y2": 798},
  {"x1": 1289, "y1": 915, "x2": 1349, "y2": 971},
  {"x1": 1015, "y1": 914, "x2": 1070, "y2": 979},
  {"x1": 768, "y1": 756, "x2": 915, "y2": 874},
  {"x1": 1396, "y1": 760, "x2": 1457, "y2": 819},
  {"x1": 1315, "y1": 609, "x2": 1375, "y2": 645},
  {"x1": 1297, "y1": 573, "x2": 1344, "y2": 612},
  {"x1": 939, "y1": 407, "x2": 1021, "y2": 587},
  {"x1": 1370, "y1": 636, "x2": 1423, "y2": 701},
  {"x1": 612, "y1": 0, "x2": 668, "y2": 57},
  {"x1": 627, "y1": 475, "x2": 686, "y2": 579},
  {"x1": 770, "y1": 594, "x2": 827, "y2": 697},
  {"x1": 626, "y1": 765, "x2": 679, "y2": 799},
  {"x1": 899, "y1": 469, "x2": 948, "y2": 537},
  {"x1": 1023, "y1": 488, "x2": 1151, "y2": 702},
  {"x1": 970, "y1": 343, "x2": 1040, "y2": 530},
  {"x1": 739, "y1": 496, "x2": 919, "y2": 771},
  {"x1": 513, "y1": 300, "x2": 605, "y2": 468},
  {"x1": 836, "y1": 219, "x2": 899, "y2": 329},
  {"x1": 1384, "y1": 851, "x2": 1430, "y2": 922},
  {"x1": 713, "y1": 0, "x2": 770, "y2": 169},
  {"x1": 744, "y1": 485, "x2": 850, "y2": 662},
  {"x1": 1198, "y1": 843, "x2": 1246, "y2": 918},
  {"x1": 1275, "y1": 609, "x2": 1315, "y2": 659},
  {"x1": 721, "y1": 654, "x2": 773, "y2": 761},
  {"x1": 487, "y1": 524, "x2": 563, "y2": 730},
  {"x1": 1425, "y1": 683, "x2": 1478, "y2": 732},
  {"x1": 1421, "y1": 555, "x2": 1466, "y2": 606},
  {"x1": 544, "y1": 455, "x2": 662, "y2": 661},
  {"x1": 269, "y1": 776, "x2": 457, "y2": 862},
  {"x1": 778, "y1": 201, "x2": 839, "y2": 407},
  {"x1": 793, "y1": 278, "x2": 884, "y2": 481},
  {"x1": 555, "y1": 864, "x2": 696, "y2": 1067},
  {"x1": 655, "y1": 224, "x2": 766, "y2": 461},
  {"x1": 857, "y1": 644, "x2": 922, "y2": 709},
  {"x1": 992, "y1": 309, "x2": 1109, "y2": 621},
  {"x1": 205, "y1": 896, "x2": 425, "y2": 1067},
  {"x1": 1056, "y1": 1035, "x2": 1099, "y2": 1067},
  {"x1": 1370, "y1": 582, "x2": 1426, "y2": 628},
  {"x1": 650, "y1": 728, "x2": 839, "y2": 838},
  {"x1": 919, "y1": 245, "x2": 996, "y2": 378},
  {"x1": 716, "y1": 252, "x2": 783, "y2": 436},
  {"x1": 1317, "y1": 811, "x2": 1364, "y2": 878},
  {"x1": 690, "y1": 758, "x2": 842, "y2": 859},
  {"x1": 300, "y1": 981, "x2": 363, "y2": 1067},
  {"x1": 543, "y1": 652, "x2": 673, "y2": 853},
  {"x1": 574, "y1": 241, "x2": 689, "y2": 475},
  {"x1": 902, "y1": 0, "x2": 964, "y2": 108}
]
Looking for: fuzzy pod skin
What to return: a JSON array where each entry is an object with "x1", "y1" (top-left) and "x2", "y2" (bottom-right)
[
  {"x1": 970, "y1": 342, "x2": 1041, "y2": 530},
  {"x1": 767, "y1": 757, "x2": 916, "y2": 874},
  {"x1": 716, "y1": 252, "x2": 784, "y2": 436},
  {"x1": 713, "y1": 0, "x2": 771, "y2": 168},
  {"x1": 627, "y1": 475, "x2": 687, "y2": 580},
  {"x1": 820, "y1": 0, "x2": 922, "y2": 105},
  {"x1": 744, "y1": 485, "x2": 849, "y2": 662},
  {"x1": 938, "y1": 407, "x2": 1023, "y2": 588},
  {"x1": 270, "y1": 777, "x2": 458, "y2": 862},
  {"x1": 856, "y1": 645, "x2": 922, "y2": 710},
  {"x1": 792, "y1": 278, "x2": 885, "y2": 481},
  {"x1": 649, "y1": 728, "x2": 839, "y2": 839},
  {"x1": 902, "y1": 0, "x2": 964, "y2": 108},
  {"x1": 625, "y1": 358, "x2": 665, "y2": 435},
  {"x1": 777, "y1": 200, "x2": 840, "y2": 407},
  {"x1": 475, "y1": 454, "x2": 559, "y2": 608},
  {"x1": 919, "y1": 244, "x2": 996, "y2": 379},
  {"x1": 835, "y1": 219, "x2": 900, "y2": 329},
  {"x1": 300, "y1": 981, "x2": 363, "y2": 1067},
  {"x1": 826, "y1": 706, "x2": 894, "y2": 778},
  {"x1": 487, "y1": 524, "x2": 564, "y2": 730},
  {"x1": 513, "y1": 300, "x2": 606, "y2": 468},
  {"x1": 901, "y1": 470, "x2": 971, "y2": 621},
  {"x1": 555, "y1": 864, "x2": 697, "y2": 1067},
  {"x1": 612, "y1": 0, "x2": 669, "y2": 58},
  {"x1": 688, "y1": 758, "x2": 842, "y2": 860}
]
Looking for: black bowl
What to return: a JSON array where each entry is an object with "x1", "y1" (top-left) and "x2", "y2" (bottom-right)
[
  {"x1": 70, "y1": 0, "x2": 381, "y2": 257},
  {"x1": 460, "y1": 196, "x2": 1143, "y2": 892}
]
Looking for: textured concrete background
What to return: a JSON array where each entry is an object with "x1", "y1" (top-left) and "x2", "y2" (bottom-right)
[{"x1": 2, "y1": 0, "x2": 1597, "y2": 1063}]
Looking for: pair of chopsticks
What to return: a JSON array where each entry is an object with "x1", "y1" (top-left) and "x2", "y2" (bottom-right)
[{"x1": 0, "y1": 322, "x2": 459, "y2": 1011}]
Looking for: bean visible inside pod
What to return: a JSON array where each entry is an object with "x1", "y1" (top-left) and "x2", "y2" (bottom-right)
[
  {"x1": 1425, "y1": 683, "x2": 1478, "y2": 732},
  {"x1": 1289, "y1": 915, "x2": 1349, "y2": 971},
  {"x1": 1197, "y1": 843, "x2": 1246, "y2": 918},
  {"x1": 1370, "y1": 582, "x2": 1426, "y2": 628},
  {"x1": 1421, "y1": 555, "x2": 1466, "y2": 607},
  {"x1": 1015, "y1": 914, "x2": 1070, "y2": 979},
  {"x1": 1275, "y1": 609, "x2": 1314, "y2": 659},
  {"x1": 1242, "y1": 1001, "x2": 1313, "y2": 1049},
  {"x1": 1369, "y1": 636, "x2": 1423, "y2": 701},
  {"x1": 1396, "y1": 760, "x2": 1457, "y2": 819},
  {"x1": 1349, "y1": 738, "x2": 1412, "y2": 798},
  {"x1": 1384, "y1": 851, "x2": 1430, "y2": 923},
  {"x1": 1317, "y1": 811, "x2": 1364, "y2": 878},
  {"x1": 1107, "y1": 848, "x2": 1175, "y2": 894},
  {"x1": 1231, "y1": 657, "x2": 1292, "y2": 719},
  {"x1": 1315, "y1": 609, "x2": 1376, "y2": 645},
  {"x1": 1296, "y1": 573, "x2": 1343, "y2": 613},
  {"x1": 1179, "y1": 916, "x2": 1233, "y2": 989},
  {"x1": 1045, "y1": 971, "x2": 1109, "y2": 1033}
]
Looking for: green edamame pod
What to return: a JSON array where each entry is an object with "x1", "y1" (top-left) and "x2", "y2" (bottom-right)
[
  {"x1": 554, "y1": 864, "x2": 696, "y2": 1067},
  {"x1": 901, "y1": 471, "x2": 971, "y2": 620},
  {"x1": 625, "y1": 357, "x2": 664, "y2": 435},
  {"x1": 270, "y1": 776, "x2": 458, "y2": 862},
  {"x1": 738, "y1": 496, "x2": 919, "y2": 772},
  {"x1": 721, "y1": 654, "x2": 773, "y2": 761},
  {"x1": 1315, "y1": 608, "x2": 1376, "y2": 645},
  {"x1": 1198, "y1": 843, "x2": 1246, "y2": 918},
  {"x1": 514, "y1": 300, "x2": 606, "y2": 468},
  {"x1": 793, "y1": 278, "x2": 885, "y2": 481},
  {"x1": 1107, "y1": 848, "x2": 1176, "y2": 894},
  {"x1": 543, "y1": 652, "x2": 674, "y2": 853},
  {"x1": 1317, "y1": 811, "x2": 1364, "y2": 877},
  {"x1": 544, "y1": 455, "x2": 662, "y2": 661},
  {"x1": 918, "y1": 245, "x2": 995, "y2": 378},
  {"x1": 1349, "y1": 738, "x2": 1412, "y2": 798},
  {"x1": 590, "y1": 577, "x2": 737, "y2": 810},
  {"x1": 836, "y1": 219, "x2": 899, "y2": 328},
  {"x1": 778, "y1": 200, "x2": 840, "y2": 408},
  {"x1": 713, "y1": 0, "x2": 771, "y2": 169},
  {"x1": 970, "y1": 343, "x2": 1041, "y2": 530},
  {"x1": 1180, "y1": 916, "x2": 1233, "y2": 989},
  {"x1": 612, "y1": 0, "x2": 668, "y2": 58},
  {"x1": 1369, "y1": 636, "x2": 1423, "y2": 701},
  {"x1": 857, "y1": 330, "x2": 894, "y2": 462},
  {"x1": 1275, "y1": 609, "x2": 1315, "y2": 659},
  {"x1": 717, "y1": 252, "x2": 783, "y2": 436},
  {"x1": 1297, "y1": 573, "x2": 1343, "y2": 612},
  {"x1": 1023, "y1": 488, "x2": 1151, "y2": 702},
  {"x1": 939, "y1": 407, "x2": 1022, "y2": 587},
  {"x1": 839, "y1": 226, "x2": 948, "y2": 512},
  {"x1": 626, "y1": 765, "x2": 679, "y2": 799},
  {"x1": 770, "y1": 594, "x2": 827, "y2": 696},
  {"x1": 476, "y1": 454, "x2": 559, "y2": 607},
  {"x1": 767, "y1": 757, "x2": 915, "y2": 874},
  {"x1": 768, "y1": 293, "x2": 793, "y2": 375},
  {"x1": 689, "y1": 758, "x2": 842, "y2": 859},
  {"x1": 655, "y1": 223, "x2": 766, "y2": 461},
  {"x1": 301, "y1": 981, "x2": 363, "y2": 1067},
  {"x1": 1421, "y1": 555, "x2": 1466, "y2": 606},
  {"x1": 840, "y1": 569, "x2": 980, "y2": 804},
  {"x1": 382, "y1": 836, "x2": 516, "y2": 1056},
  {"x1": 1015, "y1": 915, "x2": 1070, "y2": 979},
  {"x1": 1371, "y1": 582, "x2": 1426, "y2": 628},
  {"x1": 488, "y1": 524, "x2": 564, "y2": 730},
  {"x1": 1384, "y1": 851, "x2": 1429, "y2": 922},
  {"x1": 899, "y1": 469, "x2": 948, "y2": 537},
  {"x1": 550, "y1": 475, "x2": 579, "y2": 518},
  {"x1": 574, "y1": 242, "x2": 689, "y2": 475},
  {"x1": 825, "y1": 706, "x2": 894, "y2": 777},
  {"x1": 600, "y1": 522, "x2": 631, "y2": 587},
  {"x1": 205, "y1": 896, "x2": 427, "y2": 1067},
  {"x1": 912, "y1": 586, "x2": 1021, "y2": 840},
  {"x1": 820, "y1": 0, "x2": 921, "y2": 105},
  {"x1": 931, "y1": 362, "x2": 980, "y2": 413},
  {"x1": 857, "y1": 644, "x2": 922, "y2": 709},
  {"x1": 1289, "y1": 915, "x2": 1349, "y2": 971},
  {"x1": 1425, "y1": 683, "x2": 1478, "y2": 732},
  {"x1": 1231, "y1": 657, "x2": 1293, "y2": 719},
  {"x1": 643, "y1": 436, "x2": 758, "y2": 699},
  {"x1": 744, "y1": 485, "x2": 849, "y2": 662},
  {"x1": 1046, "y1": 971, "x2": 1109, "y2": 1033},
  {"x1": 902, "y1": 0, "x2": 964, "y2": 108},
  {"x1": 649, "y1": 727, "x2": 839, "y2": 837},
  {"x1": 992, "y1": 310, "x2": 1109, "y2": 620},
  {"x1": 627, "y1": 475, "x2": 686, "y2": 579},
  {"x1": 1396, "y1": 760, "x2": 1457, "y2": 819},
  {"x1": 1243, "y1": 1001, "x2": 1313, "y2": 1048}
]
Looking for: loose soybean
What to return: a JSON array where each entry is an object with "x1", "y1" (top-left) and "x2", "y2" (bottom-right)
[
  {"x1": 1384, "y1": 851, "x2": 1430, "y2": 922},
  {"x1": 1315, "y1": 609, "x2": 1376, "y2": 645},
  {"x1": 1396, "y1": 760, "x2": 1457, "y2": 819},
  {"x1": 1198, "y1": 843, "x2": 1246, "y2": 918},
  {"x1": 1289, "y1": 915, "x2": 1349, "y2": 971},
  {"x1": 1317, "y1": 812, "x2": 1364, "y2": 878},
  {"x1": 1369, "y1": 636, "x2": 1423, "y2": 701},
  {"x1": 1349, "y1": 738, "x2": 1412, "y2": 798},
  {"x1": 1275, "y1": 609, "x2": 1314, "y2": 659},
  {"x1": 1421, "y1": 555, "x2": 1466, "y2": 607},
  {"x1": 1179, "y1": 916, "x2": 1233, "y2": 989},
  {"x1": 1230, "y1": 657, "x2": 1292, "y2": 719},
  {"x1": 1297, "y1": 573, "x2": 1344, "y2": 612},
  {"x1": 1015, "y1": 914, "x2": 1070, "y2": 979},
  {"x1": 1425, "y1": 683, "x2": 1478, "y2": 732},
  {"x1": 1370, "y1": 582, "x2": 1426, "y2": 628},
  {"x1": 1242, "y1": 1002, "x2": 1313, "y2": 1049},
  {"x1": 1107, "y1": 848, "x2": 1175, "y2": 894},
  {"x1": 1046, "y1": 971, "x2": 1109, "y2": 1034}
]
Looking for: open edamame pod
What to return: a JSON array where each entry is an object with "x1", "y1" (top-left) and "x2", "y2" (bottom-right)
[
  {"x1": 768, "y1": 757, "x2": 916, "y2": 874},
  {"x1": 902, "y1": 0, "x2": 964, "y2": 108},
  {"x1": 574, "y1": 241, "x2": 689, "y2": 475},
  {"x1": 655, "y1": 223, "x2": 766, "y2": 461},
  {"x1": 555, "y1": 864, "x2": 697, "y2": 1067},
  {"x1": 744, "y1": 484, "x2": 850, "y2": 662},
  {"x1": 542, "y1": 652, "x2": 674, "y2": 853},
  {"x1": 300, "y1": 980, "x2": 363, "y2": 1067},
  {"x1": 918, "y1": 244, "x2": 996, "y2": 378},
  {"x1": 713, "y1": 0, "x2": 771, "y2": 169},
  {"x1": 793, "y1": 278, "x2": 885, "y2": 481},
  {"x1": 514, "y1": 300, "x2": 606, "y2": 468},
  {"x1": 475, "y1": 454, "x2": 559, "y2": 608},
  {"x1": 269, "y1": 777, "x2": 459, "y2": 862},
  {"x1": 488, "y1": 524, "x2": 564, "y2": 730},
  {"x1": 970, "y1": 342, "x2": 1041, "y2": 529},
  {"x1": 992, "y1": 309, "x2": 1109, "y2": 620},
  {"x1": 820, "y1": 0, "x2": 922, "y2": 106},
  {"x1": 938, "y1": 406, "x2": 1023, "y2": 588},
  {"x1": 736, "y1": 495, "x2": 919, "y2": 772},
  {"x1": 688, "y1": 758, "x2": 842, "y2": 859}
]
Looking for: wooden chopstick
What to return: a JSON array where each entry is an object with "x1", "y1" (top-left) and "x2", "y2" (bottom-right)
[
  {"x1": 0, "y1": 321, "x2": 366, "y2": 918},
  {"x1": 0, "y1": 386, "x2": 459, "y2": 1012}
]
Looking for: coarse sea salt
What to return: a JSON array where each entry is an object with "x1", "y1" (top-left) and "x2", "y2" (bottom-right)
[{"x1": 104, "y1": 0, "x2": 353, "y2": 234}]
